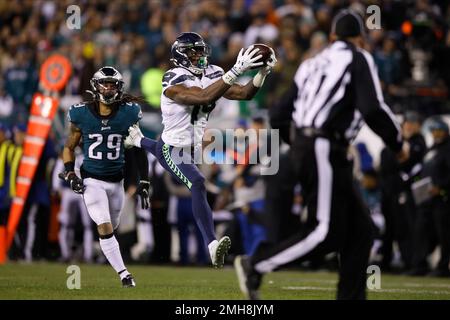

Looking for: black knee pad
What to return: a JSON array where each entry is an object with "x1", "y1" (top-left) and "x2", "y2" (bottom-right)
[{"x1": 99, "y1": 232, "x2": 114, "y2": 240}]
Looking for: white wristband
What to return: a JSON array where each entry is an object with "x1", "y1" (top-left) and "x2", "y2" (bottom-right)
[
  {"x1": 222, "y1": 68, "x2": 239, "y2": 85},
  {"x1": 252, "y1": 70, "x2": 268, "y2": 88}
]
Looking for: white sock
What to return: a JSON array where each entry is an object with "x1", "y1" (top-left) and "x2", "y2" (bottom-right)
[{"x1": 99, "y1": 235, "x2": 130, "y2": 279}]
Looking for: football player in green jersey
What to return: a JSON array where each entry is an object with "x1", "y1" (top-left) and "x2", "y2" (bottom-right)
[{"x1": 62, "y1": 66, "x2": 150, "y2": 287}]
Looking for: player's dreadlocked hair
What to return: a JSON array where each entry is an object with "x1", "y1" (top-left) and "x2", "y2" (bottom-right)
[
  {"x1": 83, "y1": 90, "x2": 147, "y2": 107},
  {"x1": 120, "y1": 93, "x2": 147, "y2": 105}
]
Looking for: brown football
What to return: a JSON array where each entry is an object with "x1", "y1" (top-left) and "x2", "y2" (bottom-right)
[{"x1": 249, "y1": 43, "x2": 273, "y2": 69}]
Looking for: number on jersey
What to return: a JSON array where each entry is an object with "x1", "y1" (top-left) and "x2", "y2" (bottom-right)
[
  {"x1": 190, "y1": 103, "x2": 216, "y2": 124},
  {"x1": 88, "y1": 133, "x2": 121, "y2": 160}
]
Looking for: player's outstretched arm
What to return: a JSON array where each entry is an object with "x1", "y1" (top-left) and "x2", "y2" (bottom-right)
[
  {"x1": 126, "y1": 146, "x2": 151, "y2": 209},
  {"x1": 164, "y1": 46, "x2": 263, "y2": 106},
  {"x1": 62, "y1": 123, "x2": 81, "y2": 168},
  {"x1": 61, "y1": 123, "x2": 85, "y2": 194},
  {"x1": 224, "y1": 47, "x2": 277, "y2": 100}
]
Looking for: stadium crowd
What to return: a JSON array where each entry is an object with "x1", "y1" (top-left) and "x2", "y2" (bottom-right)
[{"x1": 0, "y1": 0, "x2": 449, "y2": 277}]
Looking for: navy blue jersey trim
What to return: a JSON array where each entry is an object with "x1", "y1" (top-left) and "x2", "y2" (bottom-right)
[{"x1": 204, "y1": 71, "x2": 223, "y2": 79}]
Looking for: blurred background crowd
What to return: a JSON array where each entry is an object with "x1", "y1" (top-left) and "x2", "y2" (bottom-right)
[{"x1": 0, "y1": 0, "x2": 449, "y2": 277}]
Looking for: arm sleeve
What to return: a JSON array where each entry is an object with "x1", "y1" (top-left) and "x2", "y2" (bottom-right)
[
  {"x1": 124, "y1": 147, "x2": 138, "y2": 189},
  {"x1": 135, "y1": 147, "x2": 149, "y2": 181},
  {"x1": 269, "y1": 82, "x2": 298, "y2": 144},
  {"x1": 124, "y1": 144, "x2": 150, "y2": 186},
  {"x1": 353, "y1": 51, "x2": 403, "y2": 153}
]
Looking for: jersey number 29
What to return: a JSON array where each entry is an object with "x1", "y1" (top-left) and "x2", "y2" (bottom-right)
[{"x1": 88, "y1": 133, "x2": 121, "y2": 160}]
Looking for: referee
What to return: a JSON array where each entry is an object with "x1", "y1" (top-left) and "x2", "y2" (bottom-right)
[{"x1": 234, "y1": 9, "x2": 408, "y2": 300}]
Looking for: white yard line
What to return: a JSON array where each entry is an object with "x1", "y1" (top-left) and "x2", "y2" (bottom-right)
[
  {"x1": 282, "y1": 286, "x2": 450, "y2": 295},
  {"x1": 283, "y1": 286, "x2": 334, "y2": 292},
  {"x1": 276, "y1": 278, "x2": 450, "y2": 289},
  {"x1": 397, "y1": 283, "x2": 450, "y2": 289}
]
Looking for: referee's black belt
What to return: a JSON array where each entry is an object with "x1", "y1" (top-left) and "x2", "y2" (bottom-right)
[{"x1": 296, "y1": 127, "x2": 348, "y2": 146}]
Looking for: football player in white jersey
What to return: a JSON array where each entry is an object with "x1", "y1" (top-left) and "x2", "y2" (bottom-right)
[{"x1": 125, "y1": 32, "x2": 277, "y2": 268}]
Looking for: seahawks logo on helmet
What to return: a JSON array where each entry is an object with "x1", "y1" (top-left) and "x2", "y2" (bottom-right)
[
  {"x1": 90, "y1": 66, "x2": 124, "y2": 105},
  {"x1": 170, "y1": 32, "x2": 211, "y2": 75}
]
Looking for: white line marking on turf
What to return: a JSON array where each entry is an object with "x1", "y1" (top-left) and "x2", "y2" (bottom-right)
[
  {"x1": 400, "y1": 283, "x2": 450, "y2": 289},
  {"x1": 283, "y1": 286, "x2": 450, "y2": 295},
  {"x1": 273, "y1": 278, "x2": 337, "y2": 284},
  {"x1": 278, "y1": 278, "x2": 450, "y2": 289},
  {"x1": 283, "y1": 286, "x2": 334, "y2": 291}
]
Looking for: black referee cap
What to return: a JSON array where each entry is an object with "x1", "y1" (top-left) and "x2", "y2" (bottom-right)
[{"x1": 331, "y1": 9, "x2": 365, "y2": 38}]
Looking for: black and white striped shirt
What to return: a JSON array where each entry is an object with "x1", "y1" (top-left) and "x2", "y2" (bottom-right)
[{"x1": 271, "y1": 40, "x2": 403, "y2": 152}]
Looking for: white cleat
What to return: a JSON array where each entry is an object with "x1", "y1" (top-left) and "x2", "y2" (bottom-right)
[{"x1": 209, "y1": 236, "x2": 231, "y2": 268}]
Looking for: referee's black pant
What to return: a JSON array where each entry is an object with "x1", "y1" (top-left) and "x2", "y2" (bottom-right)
[{"x1": 250, "y1": 134, "x2": 374, "y2": 299}]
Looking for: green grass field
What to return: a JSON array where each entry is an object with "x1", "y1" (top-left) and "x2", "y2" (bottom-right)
[{"x1": 1, "y1": 262, "x2": 450, "y2": 300}]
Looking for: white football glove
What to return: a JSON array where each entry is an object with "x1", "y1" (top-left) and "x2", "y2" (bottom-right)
[
  {"x1": 222, "y1": 45, "x2": 263, "y2": 85},
  {"x1": 253, "y1": 47, "x2": 277, "y2": 88},
  {"x1": 124, "y1": 124, "x2": 144, "y2": 148}
]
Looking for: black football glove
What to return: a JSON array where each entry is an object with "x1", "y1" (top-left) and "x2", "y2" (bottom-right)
[
  {"x1": 135, "y1": 180, "x2": 151, "y2": 209},
  {"x1": 58, "y1": 171, "x2": 85, "y2": 194}
]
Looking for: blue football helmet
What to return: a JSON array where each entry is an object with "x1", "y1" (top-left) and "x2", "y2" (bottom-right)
[
  {"x1": 170, "y1": 32, "x2": 211, "y2": 75},
  {"x1": 90, "y1": 66, "x2": 124, "y2": 105}
]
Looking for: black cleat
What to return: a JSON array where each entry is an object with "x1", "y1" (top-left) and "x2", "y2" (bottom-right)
[
  {"x1": 121, "y1": 274, "x2": 136, "y2": 288},
  {"x1": 234, "y1": 255, "x2": 261, "y2": 300}
]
